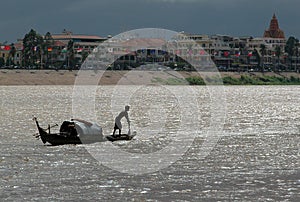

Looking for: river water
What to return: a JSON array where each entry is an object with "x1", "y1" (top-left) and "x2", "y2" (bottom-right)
[{"x1": 0, "y1": 85, "x2": 299, "y2": 201}]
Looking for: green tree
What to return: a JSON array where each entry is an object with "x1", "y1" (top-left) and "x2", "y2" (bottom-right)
[
  {"x1": 81, "y1": 51, "x2": 89, "y2": 64},
  {"x1": 274, "y1": 46, "x2": 282, "y2": 72},
  {"x1": 43, "y1": 32, "x2": 54, "y2": 68},
  {"x1": 9, "y1": 43, "x2": 16, "y2": 66},
  {"x1": 259, "y1": 44, "x2": 266, "y2": 72},
  {"x1": 66, "y1": 39, "x2": 75, "y2": 69},
  {"x1": 295, "y1": 42, "x2": 299, "y2": 72},
  {"x1": 23, "y1": 29, "x2": 44, "y2": 68},
  {"x1": 253, "y1": 48, "x2": 260, "y2": 70},
  {"x1": 0, "y1": 57, "x2": 5, "y2": 67},
  {"x1": 285, "y1": 36, "x2": 299, "y2": 71}
]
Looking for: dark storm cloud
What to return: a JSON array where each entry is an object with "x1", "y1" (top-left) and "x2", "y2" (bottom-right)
[{"x1": 1, "y1": 0, "x2": 299, "y2": 43}]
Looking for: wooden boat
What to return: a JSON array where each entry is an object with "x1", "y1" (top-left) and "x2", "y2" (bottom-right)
[
  {"x1": 106, "y1": 129, "x2": 137, "y2": 142},
  {"x1": 106, "y1": 133, "x2": 136, "y2": 142},
  {"x1": 33, "y1": 117, "x2": 103, "y2": 145}
]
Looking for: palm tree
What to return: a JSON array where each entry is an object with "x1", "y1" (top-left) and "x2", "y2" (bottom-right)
[
  {"x1": 293, "y1": 38, "x2": 299, "y2": 72},
  {"x1": 295, "y1": 42, "x2": 299, "y2": 72},
  {"x1": 260, "y1": 44, "x2": 266, "y2": 72},
  {"x1": 67, "y1": 40, "x2": 74, "y2": 69},
  {"x1": 0, "y1": 57, "x2": 5, "y2": 67},
  {"x1": 253, "y1": 48, "x2": 260, "y2": 71},
  {"x1": 43, "y1": 32, "x2": 54, "y2": 68},
  {"x1": 274, "y1": 46, "x2": 282, "y2": 72},
  {"x1": 9, "y1": 43, "x2": 16, "y2": 66}
]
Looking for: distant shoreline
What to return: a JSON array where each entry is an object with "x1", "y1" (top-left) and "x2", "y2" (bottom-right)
[{"x1": 0, "y1": 69, "x2": 299, "y2": 85}]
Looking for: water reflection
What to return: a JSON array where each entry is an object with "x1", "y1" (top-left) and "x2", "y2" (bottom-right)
[{"x1": 0, "y1": 85, "x2": 299, "y2": 201}]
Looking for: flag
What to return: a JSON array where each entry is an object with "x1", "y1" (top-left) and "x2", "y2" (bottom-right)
[
  {"x1": 235, "y1": 51, "x2": 240, "y2": 57},
  {"x1": 76, "y1": 48, "x2": 83, "y2": 53},
  {"x1": 1, "y1": 45, "x2": 11, "y2": 50},
  {"x1": 47, "y1": 47, "x2": 53, "y2": 52},
  {"x1": 4, "y1": 45, "x2": 11, "y2": 51},
  {"x1": 248, "y1": 51, "x2": 253, "y2": 57},
  {"x1": 199, "y1": 50, "x2": 206, "y2": 55},
  {"x1": 224, "y1": 51, "x2": 229, "y2": 57}
]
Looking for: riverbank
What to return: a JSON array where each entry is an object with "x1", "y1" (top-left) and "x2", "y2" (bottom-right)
[
  {"x1": 0, "y1": 69, "x2": 299, "y2": 85},
  {"x1": 187, "y1": 72, "x2": 300, "y2": 85}
]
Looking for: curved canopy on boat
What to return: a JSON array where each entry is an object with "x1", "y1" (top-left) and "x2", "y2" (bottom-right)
[{"x1": 73, "y1": 121, "x2": 103, "y2": 137}]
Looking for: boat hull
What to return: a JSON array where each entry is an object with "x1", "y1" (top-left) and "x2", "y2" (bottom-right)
[
  {"x1": 106, "y1": 133, "x2": 136, "y2": 142},
  {"x1": 34, "y1": 117, "x2": 102, "y2": 145},
  {"x1": 40, "y1": 132, "x2": 82, "y2": 145}
]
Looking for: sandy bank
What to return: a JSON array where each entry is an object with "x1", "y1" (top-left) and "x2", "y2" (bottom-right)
[{"x1": 0, "y1": 69, "x2": 299, "y2": 85}]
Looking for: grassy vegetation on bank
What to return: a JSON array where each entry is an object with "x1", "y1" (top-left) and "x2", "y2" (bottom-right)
[
  {"x1": 186, "y1": 75, "x2": 300, "y2": 85},
  {"x1": 1, "y1": 69, "x2": 300, "y2": 85}
]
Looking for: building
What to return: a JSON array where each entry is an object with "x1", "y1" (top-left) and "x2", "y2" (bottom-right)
[
  {"x1": 0, "y1": 40, "x2": 23, "y2": 67},
  {"x1": 0, "y1": 30, "x2": 107, "y2": 68},
  {"x1": 49, "y1": 30, "x2": 107, "y2": 68},
  {"x1": 0, "y1": 14, "x2": 295, "y2": 71},
  {"x1": 0, "y1": 45, "x2": 11, "y2": 66},
  {"x1": 263, "y1": 14, "x2": 285, "y2": 39}
]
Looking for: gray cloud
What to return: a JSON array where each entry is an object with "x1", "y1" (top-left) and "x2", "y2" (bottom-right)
[{"x1": 0, "y1": 0, "x2": 298, "y2": 43}]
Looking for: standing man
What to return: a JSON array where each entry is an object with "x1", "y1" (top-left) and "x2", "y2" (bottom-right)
[{"x1": 113, "y1": 105, "x2": 130, "y2": 137}]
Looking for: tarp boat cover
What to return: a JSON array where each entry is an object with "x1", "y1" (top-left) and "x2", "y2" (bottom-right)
[{"x1": 70, "y1": 121, "x2": 103, "y2": 142}]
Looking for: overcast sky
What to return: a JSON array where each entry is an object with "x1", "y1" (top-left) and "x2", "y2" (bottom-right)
[{"x1": 1, "y1": 0, "x2": 299, "y2": 43}]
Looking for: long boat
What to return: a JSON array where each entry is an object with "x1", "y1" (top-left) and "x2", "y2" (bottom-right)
[
  {"x1": 33, "y1": 117, "x2": 103, "y2": 145},
  {"x1": 106, "y1": 133, "x2": 136, "y2": 142}
]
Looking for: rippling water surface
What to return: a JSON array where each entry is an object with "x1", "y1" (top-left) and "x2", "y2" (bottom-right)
[{"x1": 0, "y1": 85, "x2": 299, "y2": 201}]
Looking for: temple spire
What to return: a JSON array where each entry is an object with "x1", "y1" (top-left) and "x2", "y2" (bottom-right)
[{"x1": 263, "y1": 13, "x2": 285, "y2": 38}]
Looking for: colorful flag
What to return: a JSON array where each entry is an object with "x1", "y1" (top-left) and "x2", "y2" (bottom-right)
[
  {"x1": 248, "y1": 51, "x2": 253, "y2": 57},
  {"x1": 4, "y1": 45, "x2": 11, "y2": 51},
  {"x1": 224, "y1": 51, "x2": 229, "y2": 57},
  {"x1": 235, "y1": 51, "x2": 240, "y2": 57},
  {"x1": 76, "y1": 48, "x2": 83, "y2": 53},
  {"x1": 1, "y1": 45, "x2": 11, "y2": 50},
  {"x1": 199, "y1": 50, "x2": 206, "y2": 55},
  {"x1": 47, "y1": 47, "x2": 53, "y2": 52}
]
